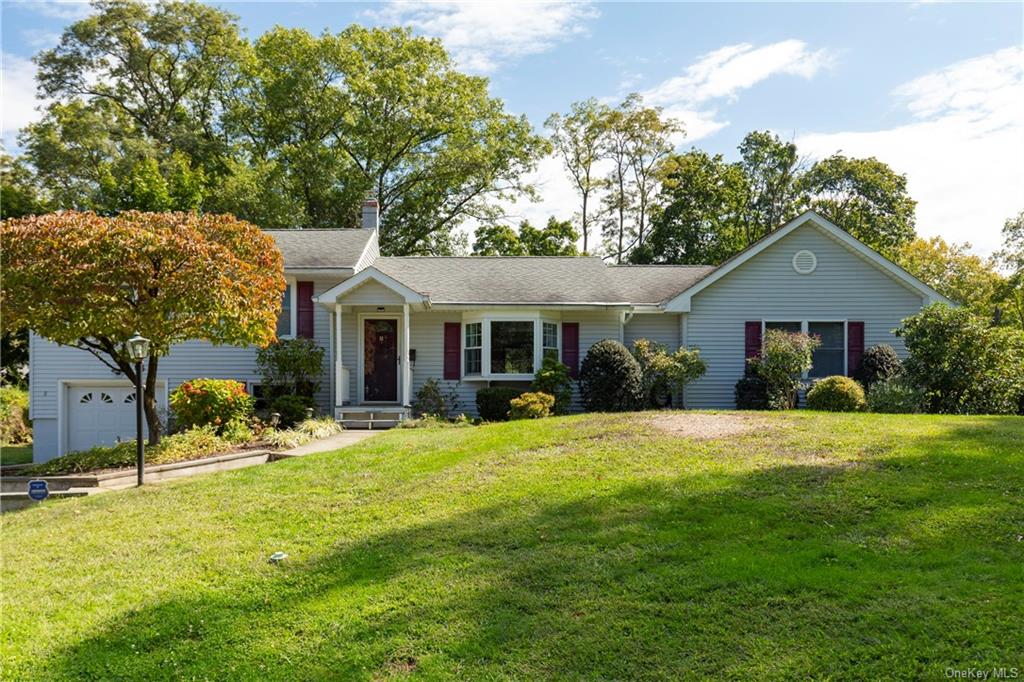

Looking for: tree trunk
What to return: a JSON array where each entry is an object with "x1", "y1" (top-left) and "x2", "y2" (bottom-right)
[
  {"x1": 144, "y1": 356, "x2": 161, "y2": 446},
  {"x1": 581, "y1": 192, "x2": 589, "y2": 254}
]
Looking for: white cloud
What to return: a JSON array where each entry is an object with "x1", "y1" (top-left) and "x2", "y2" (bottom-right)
[
  {"x1": 368, "y1": 1, "x2": 599, "y2": 73},
  {"x1": 11, "y1": 0, "x2": 92, "y2": 20},
  {"x1": 21, "y1": 28, "x2": 62, "y2": 49},
  {"x1": 1, "y1": 52, "x2": 45, "y2": 148},
  {"x1": 797, "y1": 46, "x2": 1024, "y2": 255}
]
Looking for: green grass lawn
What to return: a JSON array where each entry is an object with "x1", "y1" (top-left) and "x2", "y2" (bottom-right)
[
  {"x1": 0, "y1": 443, "x2": 33, "y2": 466},
  {"x1": 2, "y1": 412, "x2": 1022, "y2": 679}
]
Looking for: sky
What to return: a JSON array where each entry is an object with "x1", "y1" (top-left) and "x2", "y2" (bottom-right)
[{"x1": 2, "y1": 1, "x2": 1022, "y2": 255}]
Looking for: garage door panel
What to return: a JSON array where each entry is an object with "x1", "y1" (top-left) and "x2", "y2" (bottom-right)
[{"x1": 66, "y1": 384, "x2": 164, "y2": 454}]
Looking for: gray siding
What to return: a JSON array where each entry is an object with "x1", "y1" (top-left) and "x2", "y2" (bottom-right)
[
  {"x1": 343, "y1": 280, "x2": 405, "y2": 306},
  {"x1": 624, "y1": 313, "x2": 681, "y2": 351},
  {"x1": 684, "y1": 223, "x2": 926, "y2": 408}
]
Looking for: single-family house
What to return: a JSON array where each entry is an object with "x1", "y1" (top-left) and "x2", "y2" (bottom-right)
[{"x1": 27, "y1": 203, "x2": 948, "y2": 461}]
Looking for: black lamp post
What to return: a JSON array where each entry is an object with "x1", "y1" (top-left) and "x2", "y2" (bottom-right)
[{"x1": 127, "y1": 333, "x2": 150, "y2": 486}]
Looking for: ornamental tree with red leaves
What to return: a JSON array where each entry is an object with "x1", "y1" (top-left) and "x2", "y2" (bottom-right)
[{"x1": 1, "y1": 211, "x2": 285, "y2": 444}]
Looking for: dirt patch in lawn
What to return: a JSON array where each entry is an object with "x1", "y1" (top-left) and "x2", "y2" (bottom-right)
[{"x1": 649, "y1": 412, "x2": 771, "y2": 440}]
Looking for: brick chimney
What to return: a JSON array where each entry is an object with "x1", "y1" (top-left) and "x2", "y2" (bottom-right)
[{"x1": 361, "y1": 199, "x2": 379, "y2": 230}]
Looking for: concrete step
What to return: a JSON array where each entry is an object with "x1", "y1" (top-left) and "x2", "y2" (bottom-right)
[{"x1": 336, "y1": 406, "x2": 410, "y2": 430}]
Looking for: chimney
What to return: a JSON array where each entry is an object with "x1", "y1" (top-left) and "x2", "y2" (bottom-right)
[{"x1": 361, "y1": 199, "x2": 379, "y2": 230}]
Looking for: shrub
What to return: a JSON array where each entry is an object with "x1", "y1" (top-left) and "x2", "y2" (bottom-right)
[
  {"x1": 263, "y1": 417, "x2": 341, "y2": 449},
  {"x1": 475, "y1": 386, "x2": 524, "y2": 422},
  {"x1": 25, "y1": 425, "x2": 229, "y2": 476},
  {"x1": 853, "y1": 344, "x2": 903, "y2": 390},
  {"x1": 169, "y1": 379, "x2": 254, "y2": 433},
  {"x1": 806, "y1": 376, "x2": 867, "y2": 412},
  {"x1": 509, "y1": 392, "x2": 555, "y2": 420},
  {"x1": 631, "y1": 339, "x2": 707, "y2": 408},
  {"x1": 579, "y1": 339, "x2": 642, "y2": 412},
  {"x1": 412, "y1": 378, "x2": 459, "y2": 418},
  {"x1": 220, "y1": 418, "x2": 254, "y2": 445},
  {"x1": 896, "y1": 303, "x2": 1024, "y2": 414},
  {"x1": 0, "y1": 385, "x2": 31, "y2": 444},
  {"x1": 867, "y1": 377, "x2": 926, "y2": 414},
  {"x1": 531, "y1": 357, "x2": 573, "y2": 415},
  {"x1": 256, "y1": 338, "x2": 325, "y2": 399},
  {"x1": 270, "y1": 394, "x2": 315, "y2": 427},
  {"x1": 399, "y1": 414, "x2": 476, "y2": 429},
  {"x1": 749, "y1": 330, "x2": 819, "y2": 410},
  {"x1": 734, "y1": 376, "x2": 769, "y2": 410}
]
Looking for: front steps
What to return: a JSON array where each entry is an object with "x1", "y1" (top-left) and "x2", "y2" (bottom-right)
[{"x1": 335, "y1": 405, "x2": 410, "y2": 430}]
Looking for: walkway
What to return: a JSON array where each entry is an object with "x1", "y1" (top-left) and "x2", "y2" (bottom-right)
[{"x1": 281, "y1": 429, "x2": 381, "y2": 456}]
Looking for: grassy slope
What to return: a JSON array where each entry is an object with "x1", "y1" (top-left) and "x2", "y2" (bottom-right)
[
  {"x1": 0, "y1": 444, "x2": 32, "y2": 466},
  {"x1": 2, "y1": 412, "x2": 1022, "y2": 680}
]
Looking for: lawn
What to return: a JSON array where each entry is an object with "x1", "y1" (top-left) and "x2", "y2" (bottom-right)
[
  {"x1": 2, "y1": 412, "x2": 1022, "y2": 679},
  {"x1": 0, "y1": 444, "x2": 33, "y2": 466}
]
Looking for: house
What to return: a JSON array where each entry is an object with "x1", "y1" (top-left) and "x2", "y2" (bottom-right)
[{"x1": 27, "y1": 203, "x2": 948, "y2": 462}]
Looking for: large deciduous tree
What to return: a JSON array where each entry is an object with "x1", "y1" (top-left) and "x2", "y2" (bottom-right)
[
  {"x1": 897, "y1": 237, "x2": 1005, "y2": 324},
  {"x1": 995, "y1": 210, "x2": 1024, "y2": 330},
  {"x1": 1, "y1": 211, "x2": 285, "y2": 444},
  {"x1": 737, "y1": 131, "x2": 804, "y2": 244},
  {"x1": 472, "y1": 217, "x2": 578, "y2": 256}
]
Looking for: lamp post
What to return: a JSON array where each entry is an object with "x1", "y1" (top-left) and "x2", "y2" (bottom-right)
[{"x1": 127, "y1": 333, "x2": 150, "y2": 487}]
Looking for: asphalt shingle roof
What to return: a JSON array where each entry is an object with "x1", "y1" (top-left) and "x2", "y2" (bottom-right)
[
  {"x1": 370, "y1": 257, "x2": 717, "y2": 305},
  {"x1": 266, "y1": 229, "x2": 374, "y2": 269}
]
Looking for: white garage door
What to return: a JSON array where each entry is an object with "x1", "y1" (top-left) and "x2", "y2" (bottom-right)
[{"x1": 66, "y1": 385, "x2": 164, "y2": 454}]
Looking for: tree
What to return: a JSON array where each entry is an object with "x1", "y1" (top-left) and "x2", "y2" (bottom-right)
[
  {"x1": 1, "y1": 211, "x2": 285, "y2": 444},
  {"x1": 472, "y1": 217, "x2": 578, "y2": 256},
  {"x1": 897, "y1": 237, "x2": 1004, "y2": 323},
  {"x1": 623, "y1": 99, "x2": 683, "y2": 250},
  {"x1": 799, "y1": 154, "x2": 917, "y2": 258},
  {"x1": 995, "y1": 210, "x2": 1024, "y2": 330},
  {"x1": 600, "y1": 100, "x2": 635, "y2": 264},
  {"x1": 630, "y1": 150, "x2": 747, "y2": 265},
  {"x1": 737, "y1": 130, "x2": 803, "y2": 243},
  {"x1": 229, "y1": 26, "x2": 548, "y2": 253},
  {"x1": 546, "y1": 99, "x2": 609, "y2": 254},
  {"x1": 0, "y1": 152, "x2": 48, "y2": 219}
]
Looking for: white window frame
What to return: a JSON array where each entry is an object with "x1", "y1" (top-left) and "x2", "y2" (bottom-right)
[
  {"x1": 277, "y1": 279, "x2": 298, "y2": 340},
  {"x1": 762, "y1": 319, "x2": 848, "y2": 379},
  {"x1": 461, "y1": 312, "x2": 561, "y2": 380},
  {"x1": 463, "y1": 321, "x2": 483, "y2": 376}
]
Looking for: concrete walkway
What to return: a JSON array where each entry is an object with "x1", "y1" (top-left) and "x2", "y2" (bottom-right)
[{"x1": 281, "y1": 429, "x2": 380, "y2": 456}]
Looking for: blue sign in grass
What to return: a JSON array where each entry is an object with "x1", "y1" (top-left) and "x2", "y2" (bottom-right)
[{"x1": 27, "y1": 480, "x2": 48, "y2": 502}]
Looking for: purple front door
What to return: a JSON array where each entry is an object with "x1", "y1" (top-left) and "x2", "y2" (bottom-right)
[{"x1": 364, "y1": 319, "x2": 398, "y2": 402}]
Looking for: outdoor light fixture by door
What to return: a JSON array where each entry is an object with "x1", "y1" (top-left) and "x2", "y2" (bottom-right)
[{"x1": 126, "y1": 333, "x2": 150, "y2": 486}]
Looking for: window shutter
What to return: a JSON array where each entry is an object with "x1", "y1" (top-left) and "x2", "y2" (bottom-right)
[
  {"x1": 562, "y1": 322, "x2": 580, "y2": 378},
  {"x1": 443, "y1": 323, "x2": 461, "y2": 380},
  {"x1": 744, "y1": 321, "x2": 761, "y2": 375},
  {"x1": 847, "y1": 321, "x2": 865, "y2": 377},
  {"x1": 296, "y1": 282, "x2": 315, "y2": 339}
]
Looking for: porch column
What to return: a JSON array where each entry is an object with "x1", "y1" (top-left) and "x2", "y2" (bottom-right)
[
  {"x1": 402, "y1": 303, "x2": 411, "y2": 407},
  {"x1": 335, "y1": 304, "x2": 343, "y2": 407}
]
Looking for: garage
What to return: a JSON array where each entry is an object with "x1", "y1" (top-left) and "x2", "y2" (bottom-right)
[{"x1": 64, "y1": 382, "x2": 167, "y2": 455}]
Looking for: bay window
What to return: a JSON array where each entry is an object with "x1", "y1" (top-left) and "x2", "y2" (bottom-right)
[
  {"x1": 462, "y1": 315, "x2": 561, "y2": 379},
  {"x1": 763, "y1": 320, "x2": 848, "y2": 377}
]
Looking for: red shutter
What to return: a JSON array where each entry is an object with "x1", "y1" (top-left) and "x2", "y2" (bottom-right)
[
  {"x1": 296, "y1": 281, "x2": 314, "y2": 339},
  {"x1": 562, "y1": 322, "x2": 580, "y2": 378},
  {"x1": 443, "y1": 322, "x2": 461, "y2": 380},
  {"x1": 744, "y1": 321, "x2": 762, "y2": 374},
  {"x1": 847, "y1": 321, "x2": 865, "y2": 377}
]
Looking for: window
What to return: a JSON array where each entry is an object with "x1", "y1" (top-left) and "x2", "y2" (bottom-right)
[
  {"x1": 491, "y1": 321, "x2": 534, "y2": 374},
  {"x1": 766, "y1": 321, "x2": 802, "y2": 334},
  {"x1": 464, "y1": 322, "x2": 482, "y2": 374},
  {"x1": 276, "y1": 283, "x2": 294, "y2": 338},
  {"x1": 542, "y1": 322, "x2": 559, "y2": 362},
  {"x1": 808, "y1": 322, "x2": 845, "y2": 378}
]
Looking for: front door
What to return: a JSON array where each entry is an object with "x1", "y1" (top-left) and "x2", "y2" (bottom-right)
[{"x1": 364, "y1": 319, "x2": 398, "y2": 402}]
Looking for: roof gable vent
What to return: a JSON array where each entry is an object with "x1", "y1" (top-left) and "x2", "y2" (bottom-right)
[{"x1": 792, "y1": 249, "x2": 817, "y2": 275}]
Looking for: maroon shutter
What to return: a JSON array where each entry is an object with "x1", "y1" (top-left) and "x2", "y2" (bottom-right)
[
  {"x1": 443, "y1": 322, "x2": 461, "y2": 380},
  {"x1": 744, "y1": 321, "x2": 762, "y2": 374},
  {"x1": 562, "y1": 322, "x2": 580, "y2": 378},
  {"x1": 296, "y1": 281, "x2": 314, "y2": 339},
  {"x1": 847, "y1": 321, "x2": 865, "y2": 377}
]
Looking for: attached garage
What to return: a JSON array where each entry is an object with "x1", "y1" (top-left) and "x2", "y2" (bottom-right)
[{"x1": 61, "y1": 381, "x2": 167, "y2": 456}]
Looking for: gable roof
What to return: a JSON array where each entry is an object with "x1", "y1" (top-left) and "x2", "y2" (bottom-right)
[
  {"x1": 607, "y1": 265, "x2": 716, "y2": 305},
  {"x1": 663, "y1": 210, "x2": 952, "y2": 312},
  {"x1": 266, "y1": 229, "x2": 376, "y2": 270}
]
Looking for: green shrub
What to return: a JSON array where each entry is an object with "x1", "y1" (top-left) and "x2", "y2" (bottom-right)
[
  {"x1": 734, "y1": 376, "x2": 769, "y2": 410},
  {"x1": 263, "y1": 417, "x2": 341, "y2": 450},
  {"x1": 256, "y1": 338, "x2": 325, "y2": 399},
  {"x1": 579, "y1": 339, "x2": 642, "y2": 412},
  {"x1": 531, "y1": 357, "x2": 573, "y2": 415},
  {"x1": 806, "y1": 376, "x2": 867, "y2": 412},
  {"x1": 896, "y1": 303, "x2": 1024, "y2": 414},
  {"x1": 867, "y1": 377, "x2": 926, "y2": 414},
  {"x1": 509, "y1": 392, "x2": 555, "y2": 420},
  {"x1": 399, "y1": 414, "x2": 476, "y2": 429},
  {"x1": 220, "y1": 418, "x2": 254, "y2": 445},
  {"x1": 169, "y1": 379, "x2": 254, "y2": 433},
  {"x1": 853, "y1": 344, "x2": 903, "y2": 390},
  {"x1": 0, "y1": 385, "x2": 31, "y2": 444},
  {"x1": 475, "y1": 386, "x2": 524, "y2": 422},
  {"x1": 412, "y1": 378, "x2": 459, "y2": 418},
  {"x1": 25, "y1": 425, "x2": 229, "y2": 476},
  {"x1": 271, "y1": 394, "x2": 315, "y2": 427},
  {"x1": 631, "y1": 339, "x2": 706, "y2": 408},
  {"x1": 749, "y1": 330, "x2": 819, "y2": 410}
]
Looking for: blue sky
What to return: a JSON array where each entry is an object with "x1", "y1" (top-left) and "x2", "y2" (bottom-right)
[{"x1": 2, "y1": 1, "x2": 1022, "y2": 253}]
